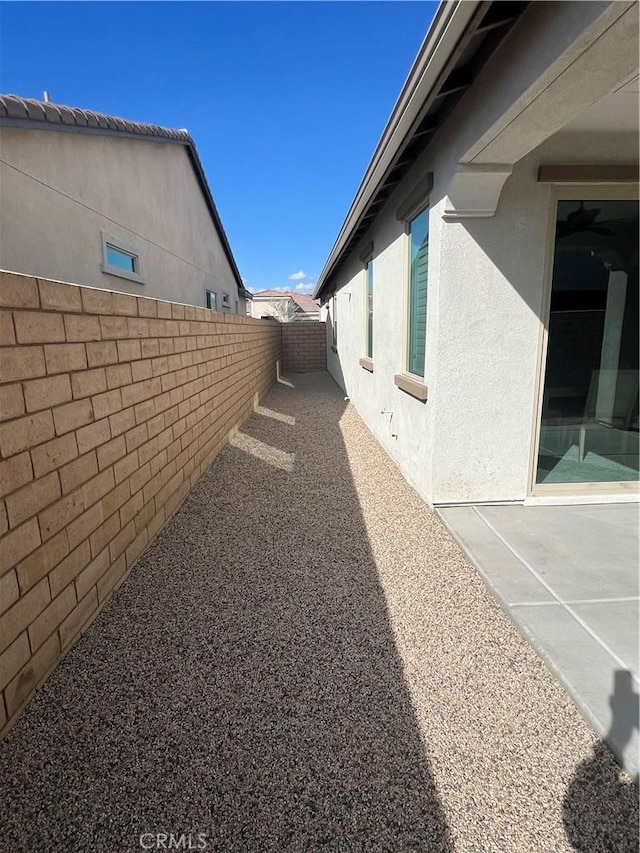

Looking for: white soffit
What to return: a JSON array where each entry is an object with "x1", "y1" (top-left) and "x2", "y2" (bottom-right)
[
  {"x1": 463, "y1": 4, "x2": 639, "y2": 166},
  {"x1": 562, "y1": 71, "x2": 640, "y2": 133}
]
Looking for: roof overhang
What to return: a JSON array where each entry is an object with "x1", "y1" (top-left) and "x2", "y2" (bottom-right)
[{"x1": 313, "y1": 0, "x2": 529, "y2": 301}]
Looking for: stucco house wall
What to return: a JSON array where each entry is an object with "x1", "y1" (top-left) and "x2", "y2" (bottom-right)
[
  {"x1": 249, "y1": 292, "x2": 320, "y2": 322},
  {"x1": 0, "y1": 125, "x2": 245, "y2": 312},
  {"x1": 324, "y1": 1, "x2": 638, "y2": 505},
  {"x1": 249, "y1": 298, "x2": 296, "y2": 322}
]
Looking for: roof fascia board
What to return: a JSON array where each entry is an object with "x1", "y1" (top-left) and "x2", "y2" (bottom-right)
[
  {"x1": 313, "y1": 0, "x2": 482, "y2": 299},
  {"x1": 183, "y1": 144, "x2": 248, "y2": 297}
]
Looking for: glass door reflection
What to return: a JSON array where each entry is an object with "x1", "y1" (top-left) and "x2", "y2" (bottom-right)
[{"x1": 536, "y1": 199, "x2": 639, "y2": 486}]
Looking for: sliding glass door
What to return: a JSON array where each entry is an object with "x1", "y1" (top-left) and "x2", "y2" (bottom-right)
[{"x1": 535, "y1": 193, "x2": 639, "y2": 489}]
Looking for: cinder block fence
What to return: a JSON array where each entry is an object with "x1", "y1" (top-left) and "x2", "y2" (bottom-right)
[
  {"x1": 281, "y1": 321, "x2": 326, "y2": 372},
  {"x1": 0, "y1": 271, "x2": 281, "y2": 736}
]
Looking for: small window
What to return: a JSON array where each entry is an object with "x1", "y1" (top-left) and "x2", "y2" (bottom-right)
[
  {"x1": 407, "y1": 207, "x2": 429, "y2": 377},
  {"x1": 235, "y1": 300, "x2": 239, "y2": 314},
  {"x1": 106, "y1": 246, "x2": 135, "y2": 273},
  {"x1": 101, "y1": 232, "x2": 143, "y2": 284},
  {"x1": 222, "y1": 292, "x2": 231, "y2": 309},
  {"x1": 366, "y1": 261, "x2": 373, "y2": 360},
  {"x1": 206, "y1": 290, "x2": 217, "y2": 310}
]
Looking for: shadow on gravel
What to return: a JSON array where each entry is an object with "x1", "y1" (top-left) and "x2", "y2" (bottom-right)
[
  {"x1": 0, "y1": 372, "x2": 453, "y2": 852},
  {"x1": 563, "y1": 669, "x2": 639, "y2": 852}
]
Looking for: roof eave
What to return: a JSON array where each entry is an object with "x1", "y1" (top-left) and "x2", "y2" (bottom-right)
[
  {"x1": 313, "y1": 0, "x2": 482, "y2": 300},
  {"x1": 182, "y1": 143, "x2": 246, "y2": 296}
]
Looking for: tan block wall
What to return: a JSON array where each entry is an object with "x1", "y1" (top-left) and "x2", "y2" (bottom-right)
[
  {"x1": 281, "y1": 322, "x2": 327, "y2": 372},
  {"x1": 0, "y1": 271, "x2": 280, "y2": 736}
]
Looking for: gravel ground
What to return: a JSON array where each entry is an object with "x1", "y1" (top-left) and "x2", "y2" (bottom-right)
[{"x1": 0, "y1": 371, "x2": 637, "y2": 853}]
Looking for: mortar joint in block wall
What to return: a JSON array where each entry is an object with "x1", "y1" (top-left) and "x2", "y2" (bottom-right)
[{"x1": 0, "y1": 270, "x2": 282, "y2": 737}]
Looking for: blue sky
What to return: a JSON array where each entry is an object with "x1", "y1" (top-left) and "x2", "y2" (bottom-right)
[{"x1": 0, "y1": 2, "x2": 436, "y2": 294}]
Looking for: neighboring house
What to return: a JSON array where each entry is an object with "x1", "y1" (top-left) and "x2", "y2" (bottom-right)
[
  {"x1": 315, "y1": 0, "x2": 639, "y2": 505},
  {"x1": 249, "y1": 290, "x2": 320, "y2": 322},
  {"x1": 0, "y1": 95, "x2": 251, "y2": 311}
]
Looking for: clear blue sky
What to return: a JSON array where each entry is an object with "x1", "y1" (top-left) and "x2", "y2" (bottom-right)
[{"x1": 0, "y1": 2, "x2": 436, "y2": 294}]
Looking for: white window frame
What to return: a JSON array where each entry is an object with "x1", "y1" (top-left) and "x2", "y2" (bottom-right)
[
  {"x1": 358, "y1": 243, "x2": 374, "y2": 364},
  {"x1": 206, "y1": 289, "x2": 217, "y2": 311},
  {"x1": 100, "y1": 232, "x2": 144, "y2": 284},
  {"x1": 365, "y1": 261, "x2": 374, "y2": 361},
  {"x1": 528, "y1": 182, "x2": 640, "y2": 498},
  {"x1": 403, "y1": 204, "x2": 430, "y2": 379},
  {"x1": 221, "y1": 291, "x2": 231, "y2": 310},
  {"x1": 332, "y1": 294, "x2": 338, "y2": 350}
]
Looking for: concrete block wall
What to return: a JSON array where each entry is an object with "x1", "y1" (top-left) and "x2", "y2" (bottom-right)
[
  {"x1": 0, "y1": 271, "x2": 281, "y2": 736},
  {"x1": 281, "y1": 322, "x2": 327, "y2": 372}
]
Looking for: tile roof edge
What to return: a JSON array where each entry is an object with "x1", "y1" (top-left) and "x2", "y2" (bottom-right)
[{"x1": 0, "y1": 94, "x2": 191, "y2": 142}]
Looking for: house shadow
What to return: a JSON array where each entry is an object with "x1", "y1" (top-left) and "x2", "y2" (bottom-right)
[
  {"x1": 0, "y1": 371, "x2": 453, "y2": 852},
  {"x1": 562, "y1": 669, "x2": 639, "y2": 852}
]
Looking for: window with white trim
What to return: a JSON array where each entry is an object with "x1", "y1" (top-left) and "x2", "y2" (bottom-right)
[
  {"x1": 407, "y1": 207, "x2": 429, "y2": 377},
  {"x1": 332, "y1": 294, "x2": 338, "y2": 348},
  {"x1": 222, "y1": 292, "x2": 231, "y2": 310},
  {"x1": 206, "y1": 290, "x2": 217, "y2": 310},
  {"x1": 365, "y1": 260, "x2": 373, "y2": 360},
  {"x1": 101, "y1": 232, "x2": 144, "y2": 284}
]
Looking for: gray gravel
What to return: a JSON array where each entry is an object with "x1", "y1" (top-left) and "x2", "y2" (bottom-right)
[{"x1": 0, "y1": 371, "x2": 637, "y2": 852}]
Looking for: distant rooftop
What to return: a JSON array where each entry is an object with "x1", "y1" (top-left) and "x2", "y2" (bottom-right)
[{"x1": 252, "y1": 290, "x2": 319, "y2": 314}]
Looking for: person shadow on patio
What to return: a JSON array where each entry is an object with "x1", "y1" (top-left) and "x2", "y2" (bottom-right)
[{"x1": 563, "y1": 669, "x2": 639, "y2": 852}]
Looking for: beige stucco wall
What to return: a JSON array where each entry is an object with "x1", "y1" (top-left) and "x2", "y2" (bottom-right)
[
  {"x1": 325, "y1": 1, "x2": 638, "y2": 505},
  {"x1": 0, "y1": 128, "x2": 245, "y2": 311},
  {"x1": 249, "y1": 298, "x2": 294, "y2": 322},
  {"x1": 328, "y1": 132, "x2": 638, "y2": 505}
]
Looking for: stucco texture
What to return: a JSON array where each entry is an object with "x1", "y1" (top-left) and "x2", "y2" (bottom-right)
[
  {"x1": 0, "y1": 128, "x2": 242, "y2": 309},
  {"x1": 325, "y1": 0, "x2": 639, "y2": 504}
]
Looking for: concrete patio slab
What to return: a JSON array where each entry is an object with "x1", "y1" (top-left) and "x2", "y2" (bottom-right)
[
  {"x1": 478, "y1": 504, "x2": 639, "y2": 600},
  {"x1": 438, "y1": 502, "x2": 639, "y2": 777},
  {"x1": 512, "y1": 601, "x2": 637, "y2": 773},
  {"x1": 569, "y1": 503, "x2": 640, "y2": 532},
  {"x1": 432, "y1": 504, "x2": 555, "y2": 606},
  {"x1": 570, "y1": 600, "x2": 639, "y2": 674}
]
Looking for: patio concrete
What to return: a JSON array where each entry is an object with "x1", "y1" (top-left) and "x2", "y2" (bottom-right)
[
  {"x1": 437, "y1": 503, "x2": 639, "y2": 776},
  {"x1": 0, "y1": 372, "x2": 637, "y2": 852}
]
